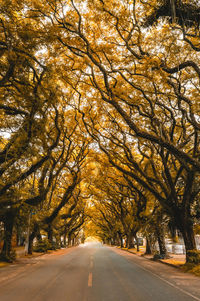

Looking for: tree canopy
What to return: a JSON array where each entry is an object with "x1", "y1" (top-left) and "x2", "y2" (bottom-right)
[{"x1": 0, "y1": 0, "x2": 199, "y2": 264}]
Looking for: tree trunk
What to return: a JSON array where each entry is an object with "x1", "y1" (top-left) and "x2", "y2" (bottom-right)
[
  {"x1": 47, "y1": 224, "x2": 53, "y2": 244},
  {"x1": 135, "y1": 235, "x2": 140, "y2": 252},
  {"x1": 111, "y1": 235, "x2": 117, "y2": 246},
  {"x1": 125, "y1": 234, "x2": 129, "y2": 248},
  {"x1": 28, "y1": 227, "x2": 35, "y2": 255},
  {"x1": 59, "y1": 236, "x2": 62, "y2": 247},
  {"x1": 126, "y1": 233, "x2": 135, "y2": 249},
  {"x1": 182, "y1": 224, "x2": 196, "y2": 252},
  {"x1": 177, "y1": 216, "x2": 198, "y2": 263},
  {"x1": 118, "y1": 232, "x2": 123, "y2": 248},
  {"x1": 156, "y1": 227, "x2": 167, "y2": 257},
  {"x1": 28, "y1": 223, "x2": 41, "y2": 254},
  {"x1": 170, "y1": 0, "x2": 176, "y2": 23},
  {"x1": 120, "y1": 236, "x2": 123, "y2": 248},
  {"x1": 68, "y1": 234, "x2": 72, "y2": 247},
  {"x1": 1, "y1": 209, "x2": 16, "y2": 261},
  {"x1": 28, "y1": 233, "x2": 34, "y2": 255},
  {"x1": 16, "y1": 225, "x2": 21, "y2": 246},
  {"x1": 36, "y1": 230, "x2": 42, "y2": 241},
  {"x1": 145, "y1": 236, "x2": 152, "y2": 255},
  {"x1": 63, "y1": 232, "x2": 67, "y2": 246},
  {"x1": 56, "y1": 236, "x2": 61, "y2": 248}
]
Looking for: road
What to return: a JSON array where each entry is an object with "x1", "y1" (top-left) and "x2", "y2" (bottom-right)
[{"x1": 0, "y1": 243, "x2": 200, "y2": 301}]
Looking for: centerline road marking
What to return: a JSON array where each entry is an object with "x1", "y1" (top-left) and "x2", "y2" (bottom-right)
[{"x1": 88, "y1": 272, "x2": 93, "y2": 287}]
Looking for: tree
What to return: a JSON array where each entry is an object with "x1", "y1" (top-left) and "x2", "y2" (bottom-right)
[
  {"x1": 0, "y1": 0, "x2": 89, "y2": 259},
  {"x1": 42, "y1": 0, "x2": 199, "y2": 262},
  {"x1": 83, "y1": 152, "x2": 151, "y2": 249},
  {"x1": 0, "y1": 1, "x2": 64, "y2": 259},
  {"x1": 144, "y1": 0, "x2": 200, "y2": 27},
  {"x1": 1, "y1": 0, "x2": 199, "y2": 264}
]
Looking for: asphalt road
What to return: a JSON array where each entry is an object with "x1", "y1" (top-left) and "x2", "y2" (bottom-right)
[{"x1": 0, "y1": 243, "x2": 200, "y2": 301}]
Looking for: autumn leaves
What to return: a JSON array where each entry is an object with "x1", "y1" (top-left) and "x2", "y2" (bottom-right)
[{"x1": 0, "y1": 0, "x2": 200, "y2": 263}]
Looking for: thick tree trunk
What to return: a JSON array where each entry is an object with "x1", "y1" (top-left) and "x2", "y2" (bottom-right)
[
  {"x1": 28, "y1": 233, "x2": 34, "y2": 255},
  {"x1": 125, "y1": 233, "x2": 134, "y2": 249},
  {"x1": 145, "y1": 236, "x2": 152, "y2": 255},
  {"x1": 28, "y1": 223, "x2": 41, "y2": 254},
  {"x1": 182, "y1": 225, "x2": 196, "y2": 252},
  {"x1": 177, "y1": 216, "x2": 199, "y2": 263},
  {"x1": 68, "y1": 234, "x2": 72, "y2": 247},
  {"x1": 118, "y1": 232, "x2": 123, "y2": 248},
  {"x1": 1, "y1": 209, "x2": 17, "y2": 261},
  {"x1": 120, "y1": 236, "x2": 123, "y2": 248},
  {"x1": 156, "y1": 227, "x2": 167, "y2": 257}
]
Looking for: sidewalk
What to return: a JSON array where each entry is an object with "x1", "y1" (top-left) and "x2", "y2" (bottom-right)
[
  {"x1": 15, "y1": 246, "x2": 26, "y2": 257},
  {"x1": 0, "y1": 246, "x2": 44, "y2": 268},
  {"x1": 160, "y1": 254, "x2": 186, "y2": 266},
  {"x1": 118, "y1": 246, "x2": 186, "y2": 267},
  {"x1": 0, "y1": 245, "x2": 74, "y2": 267}
]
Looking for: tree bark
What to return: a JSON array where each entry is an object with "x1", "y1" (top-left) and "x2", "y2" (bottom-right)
[
  {"x1": 16, "y1": 225, "x2": 21, "y2": 246},
  {"x1": 145, "y1": 236, "x2": 152, "y2": 255},
  {"x1": 156, "y1": 226, "x2": 167, "y2": 257},
  {"x1": 68, "y1": 234, "x2": 72, "y2": 247},
  {"x1": 28, "y1": 223, "x2": 41, "y2": 254},
  {"x1": 28, "y1": 233, "x2": 34, "y2": 255},
  {"x1": 135, "y1": 235, "x2": 140, "y2": 252},
  {"x1": 120, "y1": 236, "x2": 123, "y2": 248},
  {"x1": 170, "y1": 0, "x2": 176, "y2": 23},
  {"x1": 118, "y1": 232, "x2": 123, "y2": 248},
  {"x1": 47, "y1": 224, "x2": 53, "y2": 244},
  {"x1": 125, "y1": 233, "x2": 135, "y2": 249},
  {"x1": 1, "y1": 209, "x2": 16, "y2": 261},
  {"x1": 63, "y1": 232, "x2": 67, "y2": 246},
  {"x1": 176, "y1": 214, "x2": 198, "y2": 263}
]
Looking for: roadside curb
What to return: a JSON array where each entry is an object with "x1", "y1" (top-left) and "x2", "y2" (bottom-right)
[{"x1": 158, "y1": 259, "x2": 183, "y2": 269}]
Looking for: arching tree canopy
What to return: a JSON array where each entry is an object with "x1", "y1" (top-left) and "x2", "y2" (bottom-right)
[{"x1": 0, "y1": 0, "x2": 199, "y2": 264}]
